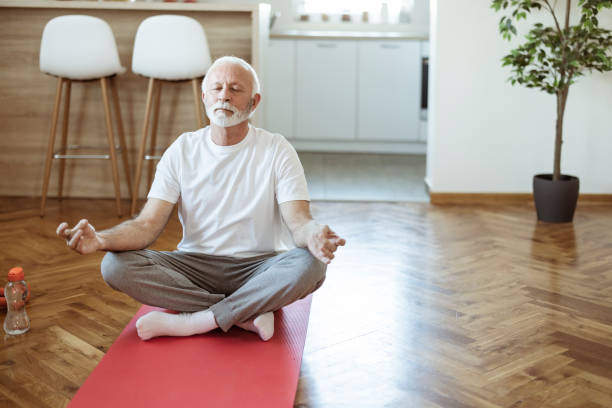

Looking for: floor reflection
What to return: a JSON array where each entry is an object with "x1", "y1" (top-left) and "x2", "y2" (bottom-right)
[
  {"x1": 529, "y1": 221, "x2": 577, "y2": 266},
  {"x1": 295, "y1": 202, "x2": 612, "y2": 407}
]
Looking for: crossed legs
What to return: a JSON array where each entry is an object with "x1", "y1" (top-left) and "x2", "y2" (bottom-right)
[{"x1": 100, "y1": 248, "x2": 326, "y2": 341}]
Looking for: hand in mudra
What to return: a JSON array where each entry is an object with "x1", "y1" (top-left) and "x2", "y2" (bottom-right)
[
  {"x1": 308, "y1": 224, "x2": 346, "y2": 264},
  {"x1": 56, "y1": 219, "x2": 104, "y2": 255}
]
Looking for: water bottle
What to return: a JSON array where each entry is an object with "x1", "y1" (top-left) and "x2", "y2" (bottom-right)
[{"x1": 3, "y1": 267, "x2": 30, "y2": 335}]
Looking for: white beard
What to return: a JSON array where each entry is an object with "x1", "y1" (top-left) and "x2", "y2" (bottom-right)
[{"x1": 205, "y1": 101, "x2": 254, "y2": 128}]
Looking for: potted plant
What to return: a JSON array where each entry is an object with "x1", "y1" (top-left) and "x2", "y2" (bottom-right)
[{"x1": 492, "y1": 0, "x2": 612, "y2": 222}]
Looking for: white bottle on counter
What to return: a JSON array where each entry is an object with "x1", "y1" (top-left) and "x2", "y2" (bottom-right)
[{"x1": 380, "y1": 2, "x2": 389, "y2": 24}]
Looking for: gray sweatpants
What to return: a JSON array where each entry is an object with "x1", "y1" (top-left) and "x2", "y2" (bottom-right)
[{"x1": 100, "y1": 247, "x2": 326, "y2": 332}]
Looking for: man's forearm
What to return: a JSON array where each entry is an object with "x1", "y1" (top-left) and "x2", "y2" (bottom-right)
[{"x1": 97, "y1": 218, "x2": 160, "y2": 252}]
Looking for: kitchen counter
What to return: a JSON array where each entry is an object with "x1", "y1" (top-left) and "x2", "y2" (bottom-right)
[
  {"x1": 270, "y1": 29, "x2": 428, "y2": 41},
  {"x1": 0, "y1": 0, "x2": 269, "y2": 198},
  {"x1": 0, "y1": 0, "x2": 262, "y2": 12}
]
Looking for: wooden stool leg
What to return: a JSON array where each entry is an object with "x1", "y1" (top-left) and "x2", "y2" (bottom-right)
[
  {"x1": 57, "y1": 79, "x2": 71, "y2": 201},
  {"x1": 110, "y1": 76, "x2": 133, "y2": 199},
  {"x1": 132, "y1": 77, "x2": 156, "y2": 216},
  {"x1": 192, "y1": 77, "x2": 204, "y2": 128},
  {"x1": 40, "y1": 77, "x2": 64, "y2": 217},
  {"x1": 147, "y1": 81, "x2": 162, "y2": 191},
  {"x1": 100, "y1": 77, "x2": 123, "y2": 218}
]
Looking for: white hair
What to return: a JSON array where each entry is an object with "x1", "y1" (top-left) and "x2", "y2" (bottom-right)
[{"x1": 201, "y1": 56, "x2": 261, "y2": 97}]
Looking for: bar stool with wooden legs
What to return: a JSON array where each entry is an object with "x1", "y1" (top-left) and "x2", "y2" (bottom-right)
[
  {"x1": 130, "y1": 15, "x2": 212, "y2": 215},
  {"x1": 39, "y1": 15, "x2": 132, "y2": 217}
]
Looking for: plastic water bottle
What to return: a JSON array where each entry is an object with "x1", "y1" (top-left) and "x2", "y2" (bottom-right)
[{"x1": 3, "y1": 267, "x2": 30, "y2": 335}]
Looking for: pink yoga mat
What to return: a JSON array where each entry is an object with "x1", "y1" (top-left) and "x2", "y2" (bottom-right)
[{"x1": 68, "y1": 296, "x2": 312, "y2": 408}]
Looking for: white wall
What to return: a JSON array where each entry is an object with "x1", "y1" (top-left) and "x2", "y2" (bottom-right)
[{"x1": 427, "y1": 0, "x2": 612, "y2": 194}]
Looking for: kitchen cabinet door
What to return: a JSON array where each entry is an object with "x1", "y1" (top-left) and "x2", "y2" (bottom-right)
[
  {"x1": 264, "y1": 39, "x2": 296, "y2": 138},
  {"x1": 357, "y1": 40, "x2": 421, "y2": 141},
  {"x1": 295, "y1": 40, "x2": 357, "y2": 140}
]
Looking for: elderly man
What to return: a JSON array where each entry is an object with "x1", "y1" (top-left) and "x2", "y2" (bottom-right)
[{"x1": 56, "y1": 56, "x2": 345, "y2": 342}]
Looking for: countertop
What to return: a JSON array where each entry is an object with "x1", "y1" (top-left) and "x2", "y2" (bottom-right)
[
  {"x1": 270, "y1": 29, "x2": 428, "y2": 41},
  {"x1": 0, "y1": 0, "x2": 260, "y2": 12}
]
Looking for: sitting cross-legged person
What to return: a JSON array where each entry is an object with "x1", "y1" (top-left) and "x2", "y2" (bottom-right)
[{"x1": 56, "y1": 56, "x2": 345, "y2": 342}]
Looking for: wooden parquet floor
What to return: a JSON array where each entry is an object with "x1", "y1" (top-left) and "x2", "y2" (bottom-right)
[{"x1": 1, "y1": 198, "x2": 612, "y2": 407}]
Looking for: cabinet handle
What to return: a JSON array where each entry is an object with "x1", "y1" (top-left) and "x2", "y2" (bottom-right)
[
  {"x1": 380, "y1": 44, "x2": 401, "y2": 49},
  {"x1": 316, "y1": 43, "x2": 337, "y2": 48}
]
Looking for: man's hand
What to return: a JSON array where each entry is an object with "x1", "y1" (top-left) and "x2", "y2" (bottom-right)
[
  {"x1": 306, "y1": 223, "x2": 346, "y2": 265},
  {"x1": 279, "y1": 200, "x2": 346, "y2": 265},
  {"x1": 56, "y1": 219, "x2": 104, "y2": 255}
]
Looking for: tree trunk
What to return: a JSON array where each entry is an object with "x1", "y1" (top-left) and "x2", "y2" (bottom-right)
[
  {"x1": 551, "y1": 0, "x2": 572, "y2": 182},
  {"x1": 554, "y1": 87, "x2": 569, "y2": 181}
]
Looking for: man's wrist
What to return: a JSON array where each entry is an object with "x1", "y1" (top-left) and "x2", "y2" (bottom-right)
[
  {"x1": 297, "y1": 220, "x2": 319, "y2": 247},
  {"x1": 96, "y1": 233, "x2": 108, "y2": 252}
]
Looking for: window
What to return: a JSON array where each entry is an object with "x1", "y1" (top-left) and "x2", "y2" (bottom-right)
[{"x1": 295, "y1": 0, "x2": 414, "y2": 24}]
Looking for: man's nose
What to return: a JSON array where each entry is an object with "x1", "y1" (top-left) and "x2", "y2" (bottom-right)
[{"x1": 217, "y1": 87, "x2": 231, "y2": 102}]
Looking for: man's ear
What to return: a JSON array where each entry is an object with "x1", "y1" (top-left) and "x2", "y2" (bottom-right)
[
  {"x1": 201, "y1": 91, "x2": 205, "y2": 104},
  {"x1": 251, "y1": 93, "x2": 262, "y2": 111}
]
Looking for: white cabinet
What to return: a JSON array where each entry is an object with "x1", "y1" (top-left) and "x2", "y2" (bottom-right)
[
  {"x1": 357, "y1": 41, "x2": 421, "y2": 141},
  {"x1": 295, "y1": 40, "x2": 357, "y2": 140},
  {"x1": 264, "y1": 39, "x2": 295, "y2": 137},
  {"x1": 264, "y1": 37, "x2": 427, "y2": 152}
]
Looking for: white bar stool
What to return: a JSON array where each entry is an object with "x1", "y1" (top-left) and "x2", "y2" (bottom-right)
[
  {"x1": 39, "y1": 15, "x2": 131, "y2": 217},
  {"x1": 131, "y1": 15, "x2": 212, "y2": 215}
]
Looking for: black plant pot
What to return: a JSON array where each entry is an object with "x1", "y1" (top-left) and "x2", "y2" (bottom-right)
[{"x1": 533, "y1": 174, "x2": 580, "y2": 223}]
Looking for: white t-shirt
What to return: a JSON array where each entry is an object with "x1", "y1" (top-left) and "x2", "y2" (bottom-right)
[{"x1": 147, "y1": 124, "x2": 310, "y2": 258}]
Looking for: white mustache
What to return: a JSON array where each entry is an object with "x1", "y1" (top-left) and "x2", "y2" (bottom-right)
[
  {"x1": 212, "y1": 102, "x2": 238, "y2": 114},
  {"x1": 205, "y1": 99, "x2": 255, "y2": 128}
]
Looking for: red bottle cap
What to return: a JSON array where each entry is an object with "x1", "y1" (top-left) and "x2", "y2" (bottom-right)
[{"x1": 8, "y1": 267, "x2": 24, "y2": 282}]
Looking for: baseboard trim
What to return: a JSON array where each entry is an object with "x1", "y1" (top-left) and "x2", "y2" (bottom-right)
[
  {"x1": 578, "y1": 194, "x2": 612, "y2": 203},
  {"x1": 290, "y1": 140, "x2": 427, "y2": 154},
  {"x1": 430, "y1": 193, "x2": 612, "y2": 205},
  {"x1": 430, "y1": 193, "x2": 532, "y2": 205}
]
